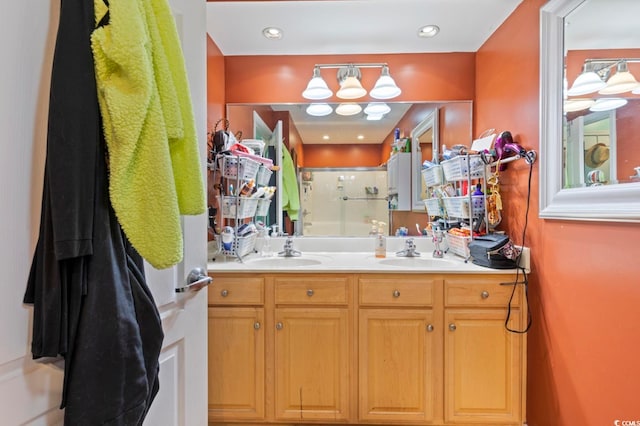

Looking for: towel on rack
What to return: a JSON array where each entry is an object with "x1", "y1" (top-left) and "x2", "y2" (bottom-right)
[
  {"x1": 91, "y1": 0, "x2": 205, "y2": 269},
  {"x1": 281, "y1": 147, "x2": 300, "y2": 221}
]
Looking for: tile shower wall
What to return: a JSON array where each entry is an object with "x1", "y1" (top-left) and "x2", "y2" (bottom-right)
[{"x1": 300, "y1": 169, "x2": 388, "y2": 236}]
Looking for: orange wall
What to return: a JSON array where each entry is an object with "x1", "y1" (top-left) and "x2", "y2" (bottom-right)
[
  {"x1": 206, "y1": 36, "x2": 225, "y2": 130},
  {"x1": 224, "y1": 53, "x2": 475, "y2": 104},
  {"x1": 476, "y1": 1, "x2": 640, "y2": 425},
  {"x1": 303, "y1": 144, "x2": 382, "y2": 168}
]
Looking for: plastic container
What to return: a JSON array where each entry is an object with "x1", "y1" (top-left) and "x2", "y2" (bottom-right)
[
  {"x1": 440, "y1": 155, "x2": 485, "y2": 181},
  {"x1": 445, "y1": 233, "x2": 471, "y2": 258},
  {"x1": 424, "y1": 197, "x2": 446, "y2": 217},
  {"x1": 222, "y1": 155, "x2": 260, "y2": 181},
  {"x1": 256, "y1": 165, "x2": 273, "y2": 187},
  {"x1": 442, "y1": 195, "x2": 484, "y2": 218},
  {"x1": 219, "y1": 196, "x2": 259, "y2": 219},
  {"x1": 255, "y1": 198, "x2": 272, "y2": 217},
  {"x1": 421, "y1": 165, "x2": 444, "y2": 187},
  {"x1": 220, "y1": 232, "x2": 258, "y2": 257}
]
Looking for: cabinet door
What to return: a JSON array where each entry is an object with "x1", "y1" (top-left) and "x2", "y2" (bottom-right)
[
  {"x1": 208, "y1": 307, "x2": 265, "y2": 421},
  {"x1": 274, "y1": 308, "x2": 350, "y2": 422},
  {"x1": 444, "y1": 309, "x2": 522, "y2": 423},
  {"x1": 359, "y1": 309, "x2": 438, "y2": 423}
]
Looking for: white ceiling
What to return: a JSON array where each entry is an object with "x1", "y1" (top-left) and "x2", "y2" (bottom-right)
[
  {"x1": 206, "y1": 0, "x2": 524, "y2": 56},
  {"x1": 206, "y1": 0, "x2": 525, "y2": 144}
]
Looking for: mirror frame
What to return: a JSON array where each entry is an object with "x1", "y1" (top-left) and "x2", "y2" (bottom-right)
[
  {"x1": 410, "y1": 108, "x2": 439, "y2": 211},
  {"x1": 540, "y1": 0, "x2": 640, "y2": 222}
]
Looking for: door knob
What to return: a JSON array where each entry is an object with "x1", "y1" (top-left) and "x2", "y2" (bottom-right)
[{"x1": 175, "y1": 267, "x2": 212, "y2": 293}]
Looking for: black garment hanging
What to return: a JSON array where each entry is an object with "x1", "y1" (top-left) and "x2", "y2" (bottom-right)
[{"x1": 24, "y1": 0, "x2": 164, "y2": 423}]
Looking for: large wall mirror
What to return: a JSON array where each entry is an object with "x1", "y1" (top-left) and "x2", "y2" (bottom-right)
[
  {"x1": 227, "y1": 101, "x2": 472, "y2": 236},
  {"x1": 540, "y1": 0, "x2": 640, "y2": 221}
]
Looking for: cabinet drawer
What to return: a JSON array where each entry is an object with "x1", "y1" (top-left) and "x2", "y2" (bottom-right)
[
  {"x1": 275, "y1": 277, "x2": 350, "y2": 305},
  {"x1": 444, "y1": 277, "x2": 519, "y2": 307},
  {"x1": 359, "y1": 276, "x2": 436, "y2": 307},
  {"x1": 208, "y1": 276, "x2": 264, "y2": 305}
]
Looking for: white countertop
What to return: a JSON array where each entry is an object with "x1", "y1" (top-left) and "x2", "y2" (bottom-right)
[{"x1": 207, "y1": 237, "x2": 530, "y2": 275}]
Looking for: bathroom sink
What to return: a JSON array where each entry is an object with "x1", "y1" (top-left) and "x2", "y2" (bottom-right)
[
  {"x1": 378, "y1": 257, "x2": 457, "y2": 268},
  {"x1": 243, "y1": 256, "x2": 325, "y2": 267}
]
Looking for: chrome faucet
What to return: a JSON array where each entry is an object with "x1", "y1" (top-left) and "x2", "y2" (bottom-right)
[
  {"x1": 278, "y1": 236, "x2": 302, "y2": 257},
  {"x1": 396, "y1": 238, "x2": 420, "y2": 257},
  {"x1": 432, "y1": 229, "x2": 444, "y2": 258}
]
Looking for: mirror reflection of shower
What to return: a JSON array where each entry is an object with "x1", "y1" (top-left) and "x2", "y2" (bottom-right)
[{"x1": 300, "y1": 168, "x2": 389, "y2": 236}]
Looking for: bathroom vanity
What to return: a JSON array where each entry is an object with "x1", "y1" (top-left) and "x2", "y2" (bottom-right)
[{"x1": 206, "y1": 238, "x2": 528, "y2": 426}]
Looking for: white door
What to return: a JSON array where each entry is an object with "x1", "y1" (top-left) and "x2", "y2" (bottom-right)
[{"x1": 0, "y1": 0, "x2": 209, "y2": 424}]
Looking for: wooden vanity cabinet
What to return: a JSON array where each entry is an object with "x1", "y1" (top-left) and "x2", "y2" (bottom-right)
[
  {"x1": 207, "y1": 272, "x2": 527, "y2": 426},
  {"x1": 207, "y1": 275, "x2": 265, "y2": 422},
  {"x1": 273, "y1": 275, "x2": 352, "y2": 422},
  {"x1": 443, "y1": 275, "x2": 526, "y2": 424},
  {"x1": 358, "y1": 275, "x2": 443, "y2": 423}
]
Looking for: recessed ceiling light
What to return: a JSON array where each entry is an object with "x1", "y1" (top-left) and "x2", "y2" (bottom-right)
[
  {"x1": 262, "y1": 27, "x2": 283, "y2": 40},
  {"x1": 357, "y1": 135, "x2": 365, "y2": 140},
  {"x1": 322, "y1": 135, "x2": 330, "y2": 140},
  {"x1": 418, "y1": 25, "x2": 440, "y2": 38}
]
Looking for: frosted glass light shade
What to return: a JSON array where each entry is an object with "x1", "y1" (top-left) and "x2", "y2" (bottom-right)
[
  {"x1": 302, "y1": 67, "x2": 333, "y2": 100},
  {"x1": 598, "y1": 62, "x2": 639, "y2": 94},
  {"x1": 370, "y1": 66, "x2": 401, "y2": 99},
  {"x1": 364, "y1": 102, "x2": 391, "y2": 115},
  {"x1": 567, "y1": 71, "x2": 606, "y2": 96},
  {"x1": 335, "y1": 102, "x2": 362, "y2": 116},
  {"x1": 589, "y1": 98, "x2": 628, "y2": 112},
  {"x1": 564, "y1": 98, "x2": 595, "y2": 113},
  {"x1": 306, "y1": 103, "x2": 333, "y2": 116},
  {"x1": 366, "y1": 113, "x2": 384, "y2": 121},
  {"x1": 336, "y1": 76, "x2": 367, "y2": 99}
]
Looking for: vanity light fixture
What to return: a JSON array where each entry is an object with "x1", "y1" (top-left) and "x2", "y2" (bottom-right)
[
  {"x1": 589, "y1": 97, "x2": 628, "y2": 112},
  {"x1": 363, "y1": 102, "x2": 391, "y2": 115},
  {"x1": 305, "y1": 103, "x2": 333, "y2": 116},
  {"x1": 336, "y1": 65, "x2": 367, "y2": 99},
  {"x1": 598, "y1": 61, "x2": 640, "y2": 94},
  {"x1": 335, "y1": 102, "x2": 362, "y2": 116},
  {"x1": 567, "y1": 63, "x2": 607, "y2": 96},
  {"x1": 262, "y1": 27, "x2": 283, "y2": 40},
  {"x1": 302, "y1": 67, "x2": 333, "y2": 100},
  {"x1": 567, "y1": 59, "x2": 640, "y2": 96},
  {"x1": 366, "y1": 113, "x2": 384, "y2": 121},
  {"x1": 301, "y1": 63, "x2": 401, "y2": 102},
  {"x1": 370, "y1": 65, "x2": 402, "y2": 99},
  {"x1": 563, "y1": 98, "x2": 595, "y2": 113}
]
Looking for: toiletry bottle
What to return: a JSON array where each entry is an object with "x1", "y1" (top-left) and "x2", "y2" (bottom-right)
[
  {"x1": 472, "y1": 183, "x2": 484, "y2": 196},
  {"x1": 369, "y1": 220, "x2": 378, "y2": 236},
  {"x1": 375, "y1": 222, "x2": 387, "y2": 258}
]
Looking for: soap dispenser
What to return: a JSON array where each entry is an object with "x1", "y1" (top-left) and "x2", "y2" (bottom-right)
[{"x1": 374, "y1": 222, "x2": 387, "y2": 258}]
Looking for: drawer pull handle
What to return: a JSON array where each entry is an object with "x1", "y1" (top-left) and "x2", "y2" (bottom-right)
[
  {"x1": 221, "y1": 289, "x2": 229, "y2": 297},
  {"x1": 449, "y1": 323, "x2": 456, "y2": 331},
  {"x1": 307, "y1": 289, "x2": 314, "y2": 297},
  {"x1": 276, "y1": 322, "x2": 283, "y2": 330},
  {"x1": 393, "y1": 290, "x2": 401, "y2": 298},
  {"x1": 254, "y1": 322, "x2": 261, "y2": 330},
  {"x1": 426, "y1": 324, "x2": 434, "y2": 332},
  {"x1": 481, "y1": 290, "x2": 489, "y2": 299}
]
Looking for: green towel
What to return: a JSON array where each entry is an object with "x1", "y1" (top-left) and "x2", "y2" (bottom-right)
[
  {"x1": 281, "y1": 147, "x2": 300, "y2": 221},
  {"x1": 91, "y1": 0, "x2": 205, "y2": 269}
]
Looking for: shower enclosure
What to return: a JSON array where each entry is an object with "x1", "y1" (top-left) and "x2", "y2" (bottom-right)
[{"x1": 299, "y1": 168, "x2": 389, "y2": 236}]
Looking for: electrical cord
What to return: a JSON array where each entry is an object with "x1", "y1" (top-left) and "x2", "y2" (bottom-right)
[{"x1": 502, "y1": 159, "x2": 533, "y2": 334}]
